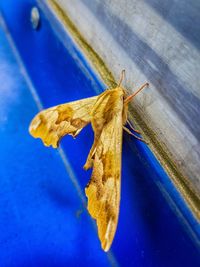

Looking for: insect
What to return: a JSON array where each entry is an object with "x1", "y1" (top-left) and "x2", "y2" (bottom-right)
[{"x1": 29, "y1": 71, "x2": 148, "y2": 251}]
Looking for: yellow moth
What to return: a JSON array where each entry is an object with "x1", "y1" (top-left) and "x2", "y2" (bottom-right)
[{"x1": 29, "y1": 71, "x2": 148, "y2": 252}]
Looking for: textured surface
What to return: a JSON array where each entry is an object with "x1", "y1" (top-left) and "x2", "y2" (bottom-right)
[
  {"x1": 55, "y1": 0, "x2": 200, "y2": 193},
  {"x1": 0, "y1": 1, "x2": 200, "y2": 266}
]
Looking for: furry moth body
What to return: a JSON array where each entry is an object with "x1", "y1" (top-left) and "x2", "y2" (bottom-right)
[{"x1": 29, "y1": 71, "x2": 148, "y2": 251}]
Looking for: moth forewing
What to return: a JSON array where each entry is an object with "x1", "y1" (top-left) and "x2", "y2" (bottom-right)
[{"x1": 85, "y1": 88, "x2": 124, "y2": 251}]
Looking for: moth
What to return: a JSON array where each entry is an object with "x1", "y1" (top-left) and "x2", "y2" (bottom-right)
[{"x1": 29, "y1": 71, "x2": 148, "y2": 251}]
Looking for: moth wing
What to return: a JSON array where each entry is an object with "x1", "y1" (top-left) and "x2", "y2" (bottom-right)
[
  {"x1": 29, "y1": 96, "x2": 97, "y2": 148},
  {"x1": 85, "y1": 88, "x2": 124, "y2": 251}
]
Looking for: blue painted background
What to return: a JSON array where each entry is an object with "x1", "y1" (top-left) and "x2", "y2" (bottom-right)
[{"x1": 0, "y1": 1, "x2": 200, "y2": 266}]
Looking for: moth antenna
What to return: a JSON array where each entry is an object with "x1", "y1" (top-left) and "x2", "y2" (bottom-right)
[
  {"x1": 118, "y1": 69, "x2": 125, "y2": 87},
  {"x1": 124, "y1": 82, "x2": 149, "y2": 104}
]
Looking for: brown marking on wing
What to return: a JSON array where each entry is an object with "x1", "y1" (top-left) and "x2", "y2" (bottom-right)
[
  {"x1": 56, "y1": 105, "x2": 74, "y2": 123},
  {"x1": 71, "y1": 118, "x2": 88, "y2": 128}
]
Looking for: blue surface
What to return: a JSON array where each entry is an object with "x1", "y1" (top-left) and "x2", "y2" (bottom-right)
[
  {"x1": 0, "y1": 1, "x2": 200, "y2": 267},
  {"x1": 0, "y1": 15, "x2": 111, "y2": 267}
]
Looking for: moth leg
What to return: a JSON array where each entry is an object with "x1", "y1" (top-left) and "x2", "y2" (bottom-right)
[
  {"x1": 123, "y1": 126, "x2": 148, "y2": 144},
  {"x1": 127, "y1": 120, "x2": 141, "y2": 134},
  {"x1": 84, "y1": 144, "x2": 97, "y2": 170}
]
